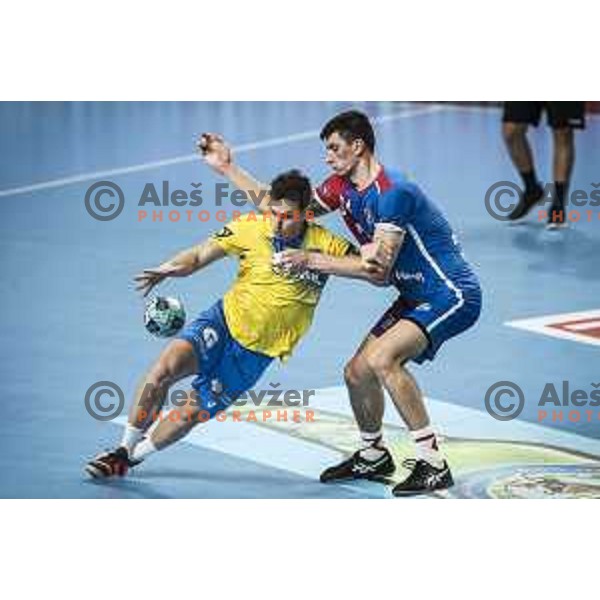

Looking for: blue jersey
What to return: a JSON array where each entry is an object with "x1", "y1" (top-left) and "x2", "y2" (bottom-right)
[{"x1": 315, "y1": 167, "x2": 479, "y2": 302}]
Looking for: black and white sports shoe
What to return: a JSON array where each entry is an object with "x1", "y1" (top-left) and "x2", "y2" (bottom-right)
[
  {"x1": 320, "y1": 448, "x2": 396, "y2": 483},
  {"x1": 508, "y1": 185, "x2": 543, "y2": 221},
  {"x1": 392, "y1": 458, "x2": 454, "y2": 496}
]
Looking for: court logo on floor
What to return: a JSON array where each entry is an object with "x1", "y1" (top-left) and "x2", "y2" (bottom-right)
[{"x1": 506, "y1": 309, "x2": 600, "y2": 347}]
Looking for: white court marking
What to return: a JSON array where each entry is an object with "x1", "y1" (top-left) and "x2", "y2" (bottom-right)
[
  {"x1": 0, "y1": 104, "x2": 444, "y2": 199},
  {"x1": 506, "y1": 309, "x2": 600, "y2": 348}
]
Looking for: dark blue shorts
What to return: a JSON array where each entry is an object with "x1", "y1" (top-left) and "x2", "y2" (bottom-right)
[
  {"x1": 178, "y1": 301, "x2": 273, "y2": 418},
  {"x1": 370, "y1": 284, "x2": 482, "y2": 364}
]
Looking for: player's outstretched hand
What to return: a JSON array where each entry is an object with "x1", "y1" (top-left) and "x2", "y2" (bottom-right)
[
  {"x1": 196, "y1": 132, "x2": 232, "y2": 175},
  {"x1": 134, "y1": 264, "x2": 187, "y2": 296}
]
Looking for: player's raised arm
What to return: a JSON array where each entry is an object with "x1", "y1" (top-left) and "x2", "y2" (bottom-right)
[
  {"x1": 134, "y1": 239, "x2": 226, "y2": 296},
  {"x1": 198, "y1": 132, "x2": 344, "y2": 221},
  {"x1": 197, "y1": 133, "x2": 272, "y2": 212}
]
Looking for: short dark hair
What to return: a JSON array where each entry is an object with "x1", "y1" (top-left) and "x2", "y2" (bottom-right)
[
  {"x1": 320, "y1": 110, "x2": 375, "y2": 153},
  {"x1": 269, "y1": 169, "x2": 312, "y2": 210}
]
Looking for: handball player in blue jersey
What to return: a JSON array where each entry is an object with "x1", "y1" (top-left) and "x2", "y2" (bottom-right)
[{"x1": 201, "y1": 111, "x2": 481, "y2": 495}]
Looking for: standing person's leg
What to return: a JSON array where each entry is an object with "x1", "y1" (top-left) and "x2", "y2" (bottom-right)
[
  {"x1": 320, "y1": 332, "x2": 395, "y2": 483},
  {"x1": 320, "y1": 338, "x2": 396, "y2": 482},
  {"x1": 547, "y1": 102, "x2": 585, "y2": 228},
  {"x1": 502, "y1": 102, "x2": 545, "y2": 220},
  {"x1": 352, "y1": 319, "x2": 456, "y2": 496},
  {"x1": 343, "y1": 334, "x2": 386, "y2": 449},
  {"x1": 321, "y1": 299, "x2": 430, "y2": 484},
  {"x1": 365, "y1": 286, "x2": 481, "y2": 495},
  {"x1": 364, "y1": 320, "x2": 441, "y2": 466}
]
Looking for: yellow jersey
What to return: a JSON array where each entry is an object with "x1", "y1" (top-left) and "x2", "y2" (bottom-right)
[{"x1": 211, "y1": 213, "x2": 354, "y2": 360}]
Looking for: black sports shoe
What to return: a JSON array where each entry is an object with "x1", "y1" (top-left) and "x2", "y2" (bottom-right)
[
  {"x1": 392, "y1": 458, "x2": 454, "y2": 496},
  {"x1": 320, "y1": 448, "x2": 396, "y2": 483},
  {"x1": 547, "y1": 202, "x2": 568, "y2": 229},
  {"x1": 508, "y1": 185, "x2": 543, "y2": 221},
  {"x1": 85, "y1": 446, "x2": 140, "y2": 479}
]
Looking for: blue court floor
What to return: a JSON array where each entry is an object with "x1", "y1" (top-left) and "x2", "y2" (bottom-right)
[{"x1": 1, "y1": 101, "x2": 599, "y2": 498}]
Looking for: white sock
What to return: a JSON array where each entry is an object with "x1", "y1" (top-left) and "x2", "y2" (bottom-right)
[
  {"x1": 131, "y1": 437, "x2": 157, "y2": 462},
  {"x1": 359, "y1": 430, "x2": 386, "y2": 461},
  {"x1": 411, "y1": 426, "x2": 444, "y2": 468},
  {"x1": 121, "y1": 424, "x2": 144, "y2": 452}
]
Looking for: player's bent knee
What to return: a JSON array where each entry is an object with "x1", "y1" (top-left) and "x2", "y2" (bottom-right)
[
  {"x1": 365, "y1": 350, "x2": 398, "y2": 378},
  {"x1": 344, "y1": 357, "x2": 375, "y2": 388}
]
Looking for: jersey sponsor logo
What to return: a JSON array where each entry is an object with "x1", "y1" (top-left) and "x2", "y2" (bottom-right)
[
  {"x1": 278, "y1": 267, "x2": 327, "y2": 290},
  {"x1": 272, "y1": 250, "x2": 328, "y2": 290},
  {"x1": 393, "y1": 270, "x2": 425, "y2": 284}
]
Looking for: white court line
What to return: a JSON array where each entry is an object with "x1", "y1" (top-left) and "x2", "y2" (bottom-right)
[
  {"x1": 506, "y1": 309, "x2": 600, "y2": 348},
  {"x1": 0, "y1": 104, "x2": 444, "y2": 199}
]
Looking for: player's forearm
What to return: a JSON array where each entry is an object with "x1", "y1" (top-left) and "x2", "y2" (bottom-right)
[
  {"x1": 162, "y1": 241, "x2": 224, "y2": 276},
  {"x1": 308, "y1": 252, "x2": 389, "y2": 286},
  {"x1": 222, "y1": 164, "x2": 271, "y2": 211}
]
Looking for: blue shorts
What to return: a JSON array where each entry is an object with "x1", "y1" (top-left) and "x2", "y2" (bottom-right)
[
  {"x1": 178, "y1": 300, "x2": 273, "y2": 418},
  {"x1": 370, "y1": 283, "x2": 482, "y2": 364}
]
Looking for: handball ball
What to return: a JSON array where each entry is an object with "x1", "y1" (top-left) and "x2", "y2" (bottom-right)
[{"x1": 144, "y1": 296, "x2": 186, "y2": 338}]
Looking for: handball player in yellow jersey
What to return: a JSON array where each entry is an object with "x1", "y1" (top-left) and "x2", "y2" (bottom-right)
[{"x1": 86, "y1": 169, "x2": 385, "y2": 478}]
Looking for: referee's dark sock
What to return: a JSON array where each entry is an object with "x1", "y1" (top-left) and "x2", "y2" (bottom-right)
[{"x1": 520, "y1": 169, "x2": 541, "y2": 196}]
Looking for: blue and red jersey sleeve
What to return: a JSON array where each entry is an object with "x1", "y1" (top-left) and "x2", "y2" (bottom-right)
[{"x1": 314, "y1": 175, "x2": 346, "y2": 212}]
